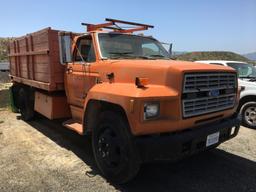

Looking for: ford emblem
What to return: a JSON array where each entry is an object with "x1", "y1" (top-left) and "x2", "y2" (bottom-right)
[{"x1": 209, "y1": 89, "x2": 220, "y2": 97}]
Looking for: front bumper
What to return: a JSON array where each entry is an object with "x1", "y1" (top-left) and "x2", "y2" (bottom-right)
[{"x1": 135, "y1": 115, "x2": 241, "y2": 162}]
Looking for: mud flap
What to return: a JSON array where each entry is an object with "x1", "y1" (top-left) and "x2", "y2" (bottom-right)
[{"x1": 9, "y1": 86, "x2": 19, "y2": 113}]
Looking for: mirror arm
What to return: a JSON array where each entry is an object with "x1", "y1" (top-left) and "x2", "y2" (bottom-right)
[{"x1": 169, "y1": 43, "x2": 173, "y2": 56}]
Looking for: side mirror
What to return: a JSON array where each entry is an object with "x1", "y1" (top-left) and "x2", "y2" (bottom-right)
[
  {"x1": 168, "y1": 43, "x2": 173, "y2": 56},
  {"x1": 161, "y1": 42, "x2": 173, "y2": 57},
  {"x1": 59, "y1": 32, "x2": 72, "y2": 64}
]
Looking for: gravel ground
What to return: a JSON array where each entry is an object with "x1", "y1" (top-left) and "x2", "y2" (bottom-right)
[{"x1": 0, "y1": 74, "x2": 256, "y2": 192}]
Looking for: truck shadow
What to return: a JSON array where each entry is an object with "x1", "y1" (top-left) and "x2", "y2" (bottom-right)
[{"x1": 25, "y1": 116, "x2": 256, "y2": 192}]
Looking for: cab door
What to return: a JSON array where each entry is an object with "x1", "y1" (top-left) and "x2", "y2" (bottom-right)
[{"x1": 65, "y1": 35, "x2": 97, "y2": 119}]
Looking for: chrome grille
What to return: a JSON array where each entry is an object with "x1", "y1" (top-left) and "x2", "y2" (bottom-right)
[
  {"x1": 182, "y1": 73, "x2": 237, "y2": 118},
  {"x1": 183, "y1": 73, "x2": 236, "y2": 93}
]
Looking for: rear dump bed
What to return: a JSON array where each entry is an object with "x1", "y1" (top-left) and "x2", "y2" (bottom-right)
[
  {"x1": 9, "y1": 28, "x2": 71, "y2": 120},
  {"x1": 9, "y1": 28, "x2": 64, "y2": 91}
]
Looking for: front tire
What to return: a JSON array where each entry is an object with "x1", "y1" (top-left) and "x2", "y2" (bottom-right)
[
  {"x1": 241, "y1": 102, "x2": 256, "y2": 129},
  {"x1": 92, "y1": 111, "x2": 140, "y2": 184}
]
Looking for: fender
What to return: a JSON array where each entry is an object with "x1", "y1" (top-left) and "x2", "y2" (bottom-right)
[
  {"x1": 238, "y1": 93, "x2": 256, "y2": 113},
  {"x1": 240, "y1": 89, "x2": 256, "y2": 99},
  {"x1": 83, "y1": 82, "x2": 179, "y2": 134}
]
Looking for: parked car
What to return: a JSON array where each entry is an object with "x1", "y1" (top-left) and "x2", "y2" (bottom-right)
[
  {"x1": 196, "y1": 60, "x2": 256, "y2": 129},
  {"x1": 0, "y1": 62, "x2": 9, "y2": 72}
]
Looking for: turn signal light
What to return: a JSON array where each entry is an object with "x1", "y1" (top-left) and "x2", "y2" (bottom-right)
[{"x1": 135, "y1": 77, "x2": 149, "y2": 88}]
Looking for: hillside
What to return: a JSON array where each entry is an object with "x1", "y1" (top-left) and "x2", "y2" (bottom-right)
[
  {"x1": 243, "y1": 52, "x2": 256, "y2": 61},
  {"x1": 174, "y1": 51, "x2": 250, "y2": 62},
  {"x1": 0, "y1": 37, "x2": 12, "y2": 62}
]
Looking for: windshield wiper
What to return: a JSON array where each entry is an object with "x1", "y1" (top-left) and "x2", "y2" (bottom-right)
[
  {"x1": 134, "y1": 55, "x2": 156, "y2": 60},
  {"x1": 240, "y1": 75, "x2": 256, "y2": 79},
  {"x1": 108, "y1": 52, "x2": 135, "y2": 59},
  {"x1": 146, "y1": 54, "x2": 170, "y2": 59},
  {"x1": 107, "y1": 52, "x2": 168, "y2": 60},
  {"x1": 108, "y1": 52, "x2": 155, "y2": 60},
  {"x1": 108, "y1": 51, "x2": 134, "y2": 55},
  {"x1": 248, "y1": 76, "x2": 256, "y2": 81},
  {"x1": 239, "y1": 75, "x2": 256, "y2": 82},
  {"x1": 147, "y1": 54, "x2": 165, "y2": 58}
]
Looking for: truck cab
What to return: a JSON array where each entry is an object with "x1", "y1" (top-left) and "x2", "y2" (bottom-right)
[
  {"x1": 9, "y1": 19, "x2": 241, "y2": 184},
  {"x1": 196, "y1": 60, "x2": 256, "y2": 129}
]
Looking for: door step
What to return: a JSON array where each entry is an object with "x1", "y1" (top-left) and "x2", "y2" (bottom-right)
[{"x1": 63, "y1": 119, "x2": 83, "y2": 135}]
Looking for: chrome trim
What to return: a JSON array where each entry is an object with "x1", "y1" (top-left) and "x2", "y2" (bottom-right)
[
  {"x1": 182, "y1": 72, "x2": 237, "y2": 118},
  {"x1": 183, "y1": 73, "x2": 237, "y2": 93}
]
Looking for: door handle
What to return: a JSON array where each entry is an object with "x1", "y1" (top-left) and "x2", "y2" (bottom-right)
[{"x1": 66, "y1": 66, "x2": 73, "y2": 73}]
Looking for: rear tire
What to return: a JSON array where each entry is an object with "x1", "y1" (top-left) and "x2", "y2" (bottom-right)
[
  {"x1": 18, "y1": 87, "x2": 35, "y2": 121},
  {"x1": 92, "y1": 111, "x2": 140, "y2": 184},
  {"x1": 241, "y1": 102, "x2": 256, "y2": 129},
  {"x1": 10, "y1": 84, "x2": 20, "y2": 112}
]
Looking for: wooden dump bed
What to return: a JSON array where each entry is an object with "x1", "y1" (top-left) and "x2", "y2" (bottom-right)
[{"x1": 9, "y1": 28, "x2": 64, "y2": 91}]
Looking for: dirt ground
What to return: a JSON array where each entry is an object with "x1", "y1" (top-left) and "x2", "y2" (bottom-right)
[{"x1": 0, "y1": 73, "x2": 256, "y2": 192}]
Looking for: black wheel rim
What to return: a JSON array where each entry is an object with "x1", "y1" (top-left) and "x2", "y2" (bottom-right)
[{"x1": 97, "y1": 126, "x2": 123, "y2": 169}]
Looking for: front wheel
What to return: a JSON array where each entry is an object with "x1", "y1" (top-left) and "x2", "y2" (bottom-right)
[
  {"x1": 241, "y1": 102, "x2": 256, "y2": 129},
  {"x1": 92, "y1": 111, "x2": 140, "y2": 184}
]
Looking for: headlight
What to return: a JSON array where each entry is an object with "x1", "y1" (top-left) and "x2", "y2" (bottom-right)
[{"x1": 144, "y1": 102, "x2": 160, "y2": 120}]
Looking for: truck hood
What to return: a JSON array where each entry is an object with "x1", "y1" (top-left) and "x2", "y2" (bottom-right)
[{"x1": 105, "y1": 59, "x2": 236, "y2": 86}]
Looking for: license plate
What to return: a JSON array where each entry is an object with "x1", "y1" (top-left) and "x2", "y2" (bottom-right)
[{"x1": 206, "y1": 132, "x2": 220, "y2": 147}]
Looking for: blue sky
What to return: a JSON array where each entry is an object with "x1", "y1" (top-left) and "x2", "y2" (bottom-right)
[{"x1": 0, "y1": 0, "x2": 255, "y2": 54}]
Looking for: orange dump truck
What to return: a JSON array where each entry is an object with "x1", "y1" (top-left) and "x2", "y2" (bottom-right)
[{"x1": 9, "y1": 19, "x2": 241, "y2": 183}]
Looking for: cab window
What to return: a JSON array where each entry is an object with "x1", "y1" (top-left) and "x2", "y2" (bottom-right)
[{"x1": 74, "y1": 36, "x2": 96, "y2": 62}]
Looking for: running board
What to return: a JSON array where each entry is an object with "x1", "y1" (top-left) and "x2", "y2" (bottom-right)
[{"x1": 63, "y1": 119, "x2": 83, "y2": 135}]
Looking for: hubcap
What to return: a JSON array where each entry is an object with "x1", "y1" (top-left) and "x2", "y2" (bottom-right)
[
  {"x1": 244, "y1": 106, "x2": 256, "y2": 126},
  {"x1": 97, "y1": 128, "x2": 122, "y2": 168}
]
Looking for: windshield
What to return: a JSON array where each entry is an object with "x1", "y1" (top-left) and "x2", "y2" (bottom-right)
[
  {"x1": 98, "y1": 33, "x2": 170, "y2": 60},
  {"x1": 227, "y1": 62, "x2": 256, "y2": 78}
]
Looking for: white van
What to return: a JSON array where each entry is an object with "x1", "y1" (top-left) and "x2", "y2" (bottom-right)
[{"x1": 196, "y1": 60, "x2": 256, "y2": 129}]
